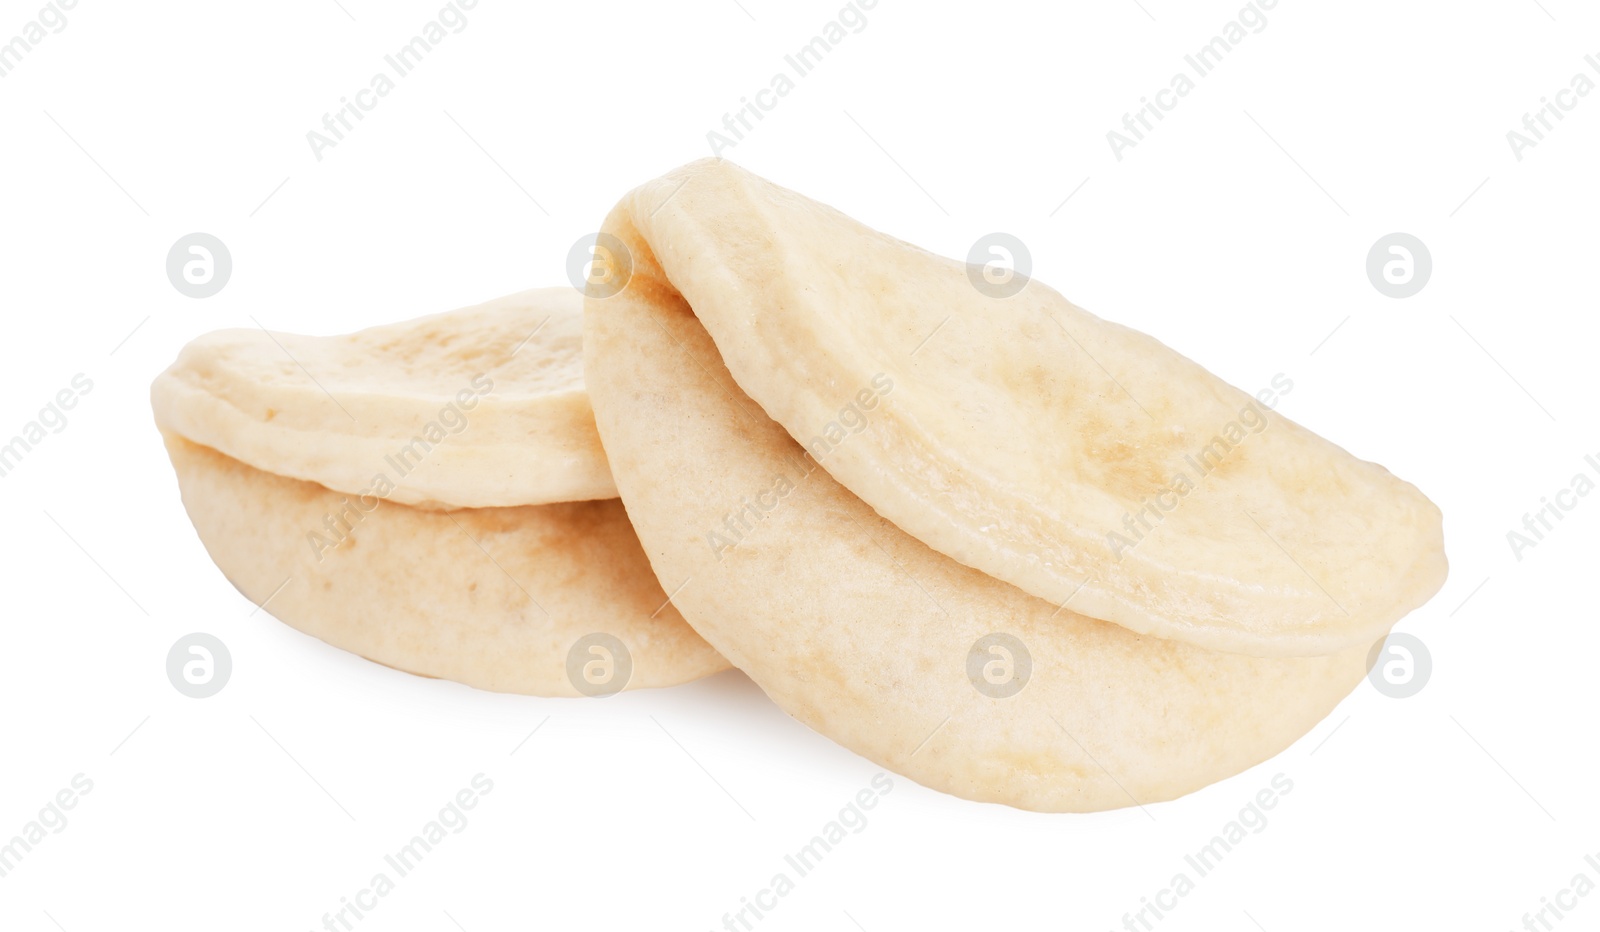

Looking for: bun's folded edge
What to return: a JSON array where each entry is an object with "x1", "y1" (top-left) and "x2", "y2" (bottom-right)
[
  {"x1": 151, "y1": 287, "x2": 617, "y2": 510},
  {"x1": 617, "y1": 159, "x2": 1446, "y2": 658}
]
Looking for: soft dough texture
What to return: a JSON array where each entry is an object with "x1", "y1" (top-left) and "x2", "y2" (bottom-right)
[
  {"x1": 582, "y1": 208, "x2": 1373, "y2": 811},
  {"x1": 164, "y1": 433, "x2": 729, "y2": 696},
  {"x1": 152, "y1": 288, "x2": 615, "y2": 509},
  {"x1": 611, "y1": 160, "x2": 1446, "y2": 657}
]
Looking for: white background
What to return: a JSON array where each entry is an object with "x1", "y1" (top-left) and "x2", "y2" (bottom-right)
[{"x1": 1, "y1": 1, "x2": 1596, "y2": 930}]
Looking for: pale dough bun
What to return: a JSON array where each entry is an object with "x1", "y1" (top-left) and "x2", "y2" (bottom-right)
[
  {"x1": 163, "y1": 432, "x2": 729, "y2": 696},
  {"x1": 581, "y1": 213, "x2": 1372, "y2": 811}
]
